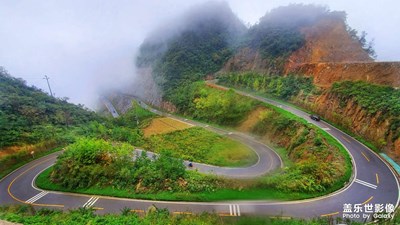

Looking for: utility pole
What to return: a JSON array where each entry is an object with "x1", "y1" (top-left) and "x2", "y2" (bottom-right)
[{"x1": 43, "y1": 75, "x2": 53, "y2": 97}]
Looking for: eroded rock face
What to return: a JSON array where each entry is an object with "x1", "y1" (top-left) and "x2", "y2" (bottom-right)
[
  {"x1": 286, "y1": 62, "x2": 400, "y2": 88},
  {"x1": 293, "y1": 92, "x2": 400, "y2": 162},
  {"x1": 286, "y1": 17, "x2": 372, "y2": 65}
]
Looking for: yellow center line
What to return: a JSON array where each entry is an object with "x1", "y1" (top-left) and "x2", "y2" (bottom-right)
[
  {"x1": 376, "y1": 173, "x2": 379, "y2": 185},
  {"x1": 270, "y1": 216, "x2": 292, "y2": 220},
  {"x1": 92, "y1": 207, "x2": 104, "y2": 210},
  {"x1": 362, "y1": 196, "x2": 374, "y2": 205},
  {"x1": 218, "y1": 213, "x2": 234, "y2": 217},
  {"x1": 361, "y1": 152, "x2": 370, "y2": 162},
  {"x1": 173, "y1": 212, "x2": 193, "y2": 215},
  {"x1": 7, "y1": 157, "x2": 64, "y2": 208},
  {"x1": 130, "y1": 209, "x2": 145, "y2": 213},
  {"x1": 341, "y1": 135, "x2": 351, "y2": 143},
  {"x1": 321, "y1": 211, "x2": 339, "y2": 217}
]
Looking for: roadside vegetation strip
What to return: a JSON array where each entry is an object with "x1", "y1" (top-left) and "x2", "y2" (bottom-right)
[
  {"x1": 0, "y1": 146, "x2": 63, "y2": 180},
  {"x1": 0, "y1": 205, "x2": 373, "y2": 225}
]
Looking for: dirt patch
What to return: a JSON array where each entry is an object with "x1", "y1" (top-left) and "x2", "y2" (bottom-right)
[
  {"x1": 143, "y1": 117, "x2": 193, "y2": 137},
  {"x1": 237, "y1": 106, "x2": 267, "y2": 132},
  {"x1": 0, "y1": 146, "x2": 27, "y2": 159}
]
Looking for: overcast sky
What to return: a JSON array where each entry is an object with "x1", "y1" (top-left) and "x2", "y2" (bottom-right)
[{"x1": 1, "y1": 0, "x2": 399, "y2": 108}]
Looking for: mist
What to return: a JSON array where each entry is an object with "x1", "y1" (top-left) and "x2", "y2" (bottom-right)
[{"x1": 1, "y1": 0, "x2": 399, "y2": 108}]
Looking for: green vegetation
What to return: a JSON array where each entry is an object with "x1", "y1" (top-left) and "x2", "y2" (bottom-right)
[
  {"x1": 0, "y1": 67, "x2": 99, "y2": 148},
  {"x1": 0, "y1": 205, "x2": 371, "y2": 225},
  {"x1": 47, "y1": 138, "x2": 224, "y2": 194},
  {"x1": 331, "y1": 81, "x2": 400, "y2": 141},
  {"x1": 114, "y1": 100, "x2": 155, "y2": 129},
  {"x1": 144, "y1": 127, "x2": 258, "y2": 167},
  {"x1": 171, "y1": 81, "x2": 258, "y2": 125},
  {"x1": 78, "y1": 101, "x2": 155, "y2": 147},
  {"x1": 0, "y1": 205, "x2": 222, "y2": 225},
  {"x1": 249, "y1": 106, "x2": 351, "y2": 193},
  {"x1": 218, "y1": 72, "x2": 315, "y2": 100}
]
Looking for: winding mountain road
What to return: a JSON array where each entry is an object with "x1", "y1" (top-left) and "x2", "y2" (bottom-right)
[{"x1": 0, "y1": 85, "x2": 398, "y2": 222}]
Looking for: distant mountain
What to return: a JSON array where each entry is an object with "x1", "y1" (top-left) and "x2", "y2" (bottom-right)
[
  {"x1": 134, "y1": 1, "x2": 246, "y2": 107},
  {"x1": 0, "y1": 67, "x2": 99, "y2": 148}
]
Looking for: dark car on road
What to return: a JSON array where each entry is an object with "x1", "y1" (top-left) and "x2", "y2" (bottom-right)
[{"x1": 310, "y1": 114, "x2": 321, "y2": 121}]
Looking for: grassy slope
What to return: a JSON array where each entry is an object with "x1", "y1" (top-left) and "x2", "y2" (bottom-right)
[
  {"x1": 143, "y1": 117, "x2": 193, "y2": 137},
  {"x1": 144, "y1": 127, "x2": 258, "y2": 167}
]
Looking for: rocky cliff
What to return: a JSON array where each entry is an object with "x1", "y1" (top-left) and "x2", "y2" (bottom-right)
[
  {"x1": 287, "y1": 62, "x2": 400, "y2": 88},
  {"x1": 285, "y1": 17, "x2": 372, "y2": 65}
]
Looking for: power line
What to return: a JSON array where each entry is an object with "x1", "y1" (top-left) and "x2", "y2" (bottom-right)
[{"x1": 43, "y1": 75, "x2": 54, "y2": 97}]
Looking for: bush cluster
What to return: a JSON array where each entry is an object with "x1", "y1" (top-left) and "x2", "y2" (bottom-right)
[
  {"x1": 170, "y1": 82, "x2": 258, "y2": 125},
  {"x1": 218, "y1": 72, "x2": 315, "y2": 100},
  {"x1": 51, "y1": 138, "x2": 220, "y2": 193}
]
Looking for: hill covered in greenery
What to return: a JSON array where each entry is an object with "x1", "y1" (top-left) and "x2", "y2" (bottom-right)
[
  {"x1": 136, "y1": 1, "x2": 246, "y2": 104},
  {"x1": 0, "y1": 67, "x2": 99, "y2": 148}
]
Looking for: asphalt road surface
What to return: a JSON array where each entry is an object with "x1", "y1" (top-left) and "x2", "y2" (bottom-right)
[{"x1": 1, "y1": 86, "x2": 398, "y2": 223}]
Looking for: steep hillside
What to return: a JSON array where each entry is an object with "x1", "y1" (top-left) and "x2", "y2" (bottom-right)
[
  {"x1": 299, "y1": 82, "x2": 400, "y2": 159},
  {"x1": 0, "y1": 67, "x2": 99, "y2": 148}
]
